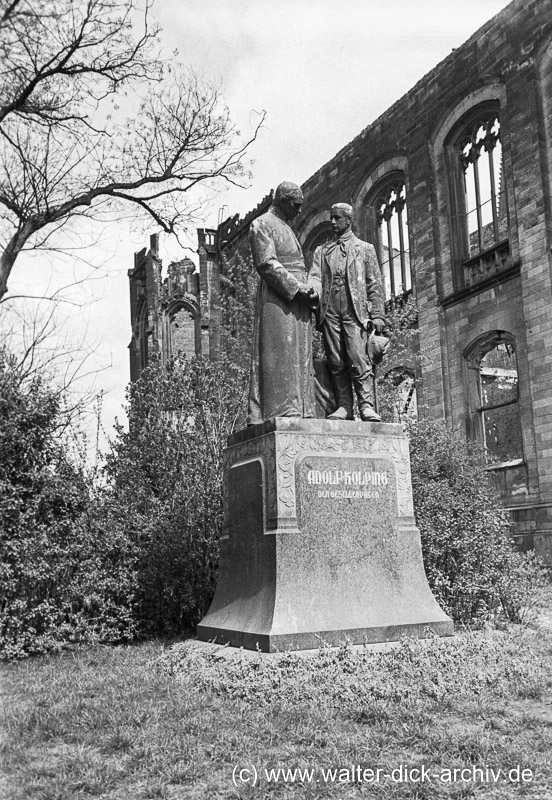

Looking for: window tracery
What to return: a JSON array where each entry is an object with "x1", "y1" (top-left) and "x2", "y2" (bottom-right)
[
  {"x1": 458, "y1": 112, "x2": 508, "y2": 258},
  {"x1": 447, "y1": 105, "x2": 511, "y2": 289},
  {"x1": 374, "y1": 178, "x2": 411, "y2": 303}
]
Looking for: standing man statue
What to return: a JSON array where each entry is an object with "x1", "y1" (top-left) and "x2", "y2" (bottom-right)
[
  {"x1": 247, "y1": 181, "x2": 319, "y2": 425},
  {"x1": 309, "y1": 203, "x2": 386, "y2": 422}
]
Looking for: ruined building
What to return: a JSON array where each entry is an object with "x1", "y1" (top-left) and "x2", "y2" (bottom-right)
[
  {"x1": 128, "y1": 230, "x2": 216, "y2": 379},
  {"x1": 129, "y1": 0, "x2": 552, "y2": 561},
  {"x1": 299, "y1": 0, "x2": 552, "y2": 560},
  {"x1": 128, "y1": 196, "x2": 272, "y2": 375}
]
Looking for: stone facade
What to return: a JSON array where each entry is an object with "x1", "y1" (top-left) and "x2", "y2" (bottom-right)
[
  {"x1": 130, "y1": 0, "x2": 552, "y2": 559},
  {"x1": 291, "y1": 0, "x2": 552, "y2": 560},
  {"x1": 129, "y1": 199, "x2": 272, "y2": 374},
  {"x1": 196, "y1": 227, "x2": 220, "y2": 360}
]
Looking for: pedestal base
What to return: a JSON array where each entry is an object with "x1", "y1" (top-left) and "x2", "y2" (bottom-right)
[{"x1": 198, "y1": 418, "x2": 453, "y2": 652}]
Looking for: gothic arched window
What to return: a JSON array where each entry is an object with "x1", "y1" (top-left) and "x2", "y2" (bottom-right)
[
  {"x1": 465, "y1": 331, "x2": 522, "y2": 466},
  {"x1": 373, "y1": 177, "x2": 411, "y2": 303},
  {"x1": 447, "y1": 105, "x2": 510, "y2": 288},
  {"x1": 459, "y1": 112, "x2": 507, "y2": 257},
  {"x1": 170, "y1": 306, "x2": 196, "y2": 359},
  {"x1": 162, "y1": 301, "x2": 198, "y2": 363}
]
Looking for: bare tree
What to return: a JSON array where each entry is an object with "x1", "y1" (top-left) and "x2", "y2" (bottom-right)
[
  {"x1": 1, "y1": 293, "x2": 107, "y2": 415},
  {"x1": 0, "y1": 0, "x2": 262, "y2": 301}
]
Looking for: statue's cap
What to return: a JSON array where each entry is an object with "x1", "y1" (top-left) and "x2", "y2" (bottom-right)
[
  {"x1": 367, "y1": 330, "x2": 391, "y2": 365},
  {"x1": 274, "y1": 181, "x2": 303, "y2": 201}
]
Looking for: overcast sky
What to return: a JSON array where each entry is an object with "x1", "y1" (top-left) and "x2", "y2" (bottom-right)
[
  {"x1": 7, "y1": 0, "x2": 514, "y2": 456},
  {"x1": 153, "y1": 0, "x2": 514, "y2": 219}
]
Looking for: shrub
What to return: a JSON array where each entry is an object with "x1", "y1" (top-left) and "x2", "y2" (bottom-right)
[
  {"x1": 408, "y1": 418, "x2": 550, "y2": 625},
  {"x1": 0, "y1": 347, "x2": 137, "y2": 660},
  {"x1": 103, "y1": 355, "x2": 247, "y2": 636},
  {"x1": 1, "y1": 344, "x2": 248, "y2": 658}
]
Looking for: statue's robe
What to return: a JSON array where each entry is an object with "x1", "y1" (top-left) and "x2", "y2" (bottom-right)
[{"x1": 247, "y1": 206, "x2": 316, "y2": 425}]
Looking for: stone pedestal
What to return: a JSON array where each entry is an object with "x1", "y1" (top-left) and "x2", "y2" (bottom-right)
[{"x1": 197, "y1": 418, "x2": 453, "y2": 652}]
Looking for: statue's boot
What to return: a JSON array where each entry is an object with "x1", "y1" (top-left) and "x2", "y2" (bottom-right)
[
  {"x1": 360, "y1": 406, "x2": 381, "y2": 422},
  {"x1": 356, "y1": 374, "x2": 381, "y2": 422},
  {"x1": 328, "y1": 406, "x2": 354, "y2": 420},
  {"x1": 327, "y1": 372, "x2": 354, "y2": 420}
]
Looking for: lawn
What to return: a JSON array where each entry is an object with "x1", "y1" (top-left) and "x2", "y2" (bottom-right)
[{"x1": 1, "y1": 617, "x2": 552, "y2": 799}]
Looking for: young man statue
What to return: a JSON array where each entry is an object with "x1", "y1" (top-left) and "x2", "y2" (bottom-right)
[{"x1": 309, "y1": 203, "x2": 386, "y2": 422}]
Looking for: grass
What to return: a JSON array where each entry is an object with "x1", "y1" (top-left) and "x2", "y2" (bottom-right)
[{"x1": 1, "y1": 619, "x2": 552, "y2": 799}]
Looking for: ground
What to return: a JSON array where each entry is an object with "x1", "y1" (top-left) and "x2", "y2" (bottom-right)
[{"x1": 1, "y1": 612, "x2": 552, "y2": 799}]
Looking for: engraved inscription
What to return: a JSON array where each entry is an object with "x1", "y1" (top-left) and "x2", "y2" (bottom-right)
[
  {"x1": 225, "y1": 429, "x2": 415, "y2": 535},
  {"x1": 297, "y1": 455, "x2": 397, "y2": 537}
]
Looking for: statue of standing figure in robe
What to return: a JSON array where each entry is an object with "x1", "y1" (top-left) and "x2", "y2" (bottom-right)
[{"x1": 247, "y1": 182, "x2": 319, "y2": 425}]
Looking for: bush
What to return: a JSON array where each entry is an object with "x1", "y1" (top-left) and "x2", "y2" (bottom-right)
[
  {"x1": 4, "y1": 315, "x2": 547, "y2": 658},
  {"x1": 103, "y1": 355, "x2": 247, "y2": 637},
  {"x1": 0, "y1": 347, "x2": 137, "y2": 660},
  {"x1": 1, "y1": 345, "x2": 248, "y2": 658},
  {"x1": 408, "y1": 418, "x2": 550, "y2": 625}
]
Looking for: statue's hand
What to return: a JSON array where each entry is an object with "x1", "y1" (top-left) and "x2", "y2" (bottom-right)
[
  {"x1": 371, "y1": 317, "x2": 386, "y2": 334},
  {"x1": 296, "y1": 284, "x2": 318, "y2": 305},
  {"x1": 307, "y1": 288, "x2": 319, "y2": 309}
]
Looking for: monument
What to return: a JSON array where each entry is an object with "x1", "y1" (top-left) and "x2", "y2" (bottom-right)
[
  {"x1": 309, "y1": 202, "x2": 386, "y2": 422},
  {"x1": 197, "y1": 187, "x2": 453, "y2": 651},
  {"x1": 246, "y1": 181, "x2": 319, "y2": 426}
]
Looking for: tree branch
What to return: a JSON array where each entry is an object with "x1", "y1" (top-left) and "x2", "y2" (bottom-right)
[{"x1": 0, "y1": 2, "x2": 265, "y2": 301}]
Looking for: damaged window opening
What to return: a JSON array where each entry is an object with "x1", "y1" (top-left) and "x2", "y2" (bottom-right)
[
  {"x1": 477, "y1": 340, "x2": 522, "y2": 465},
  {"x1": 375, "y1": 180, "x2": 412, "y2": 303},
  {"x1": 459, "y1": 113, "x2": 508, "y2": 257}
]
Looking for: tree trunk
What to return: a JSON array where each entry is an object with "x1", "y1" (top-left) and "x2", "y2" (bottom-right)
[{"x1": 0, "y1": 232, "x2": 28, "y2": 302}]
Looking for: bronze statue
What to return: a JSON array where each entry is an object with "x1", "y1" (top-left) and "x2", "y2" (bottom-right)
[
  {"x1": 247, "y1": 182, "x2": 319, "y2": 425},
  {"x1": 309, "y1": 203, "x2": 386, "y2": 421}
]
